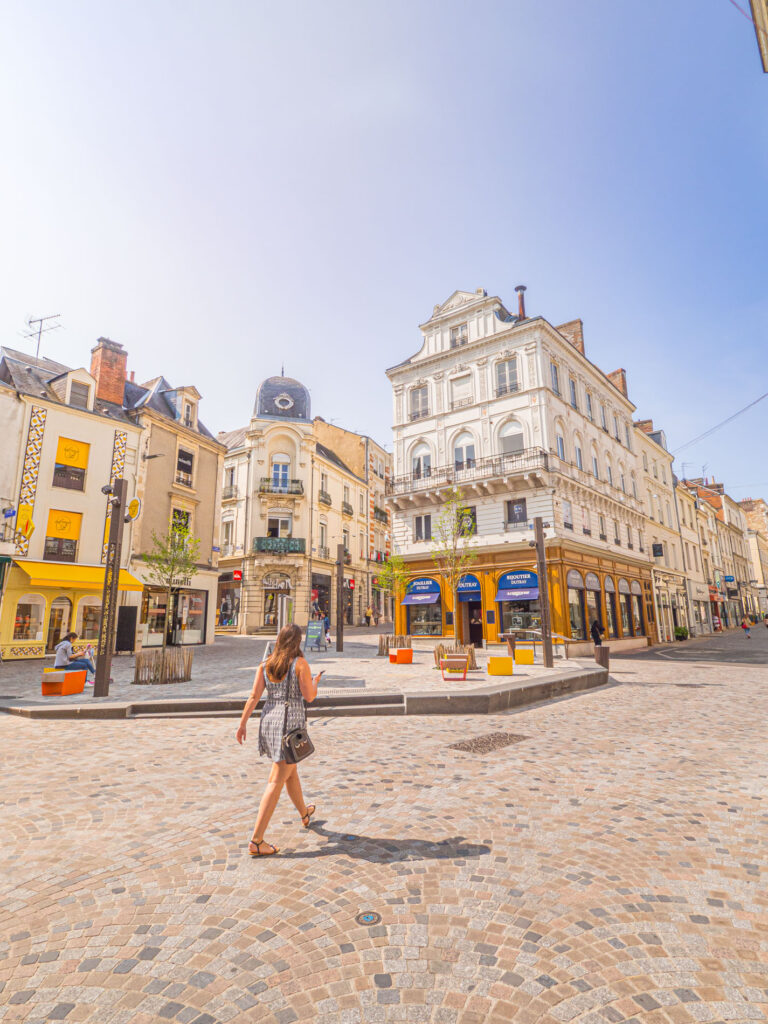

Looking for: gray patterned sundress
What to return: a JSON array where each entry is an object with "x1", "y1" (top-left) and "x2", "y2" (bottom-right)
[{"x1": 258, "y1": 657, "x2": 306, "y2": 761}]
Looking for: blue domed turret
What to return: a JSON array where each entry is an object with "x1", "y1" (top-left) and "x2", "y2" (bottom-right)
[{"x1": 254, "y1": 374, "x2": 311, "y2": 421}]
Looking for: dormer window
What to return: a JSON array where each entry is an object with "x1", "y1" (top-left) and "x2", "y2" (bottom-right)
[
  {"x1": 450, "y1": 323, "x2": 468, "y2": 348},
  {"x1": 69, "y1": 381, "x2": 91, "y2": 409},
  {"x1": 184, "y1": 402, "x2": 195, "y2": 428}
]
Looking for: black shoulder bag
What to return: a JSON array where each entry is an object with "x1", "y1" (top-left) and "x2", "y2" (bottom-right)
[{"x1": 281, "y1": 658, "x2": 314, "y2": 764}]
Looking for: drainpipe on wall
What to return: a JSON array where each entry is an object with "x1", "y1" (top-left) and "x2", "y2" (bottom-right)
[{"x1": 242, "y1": 448, "x2": 252, "y2": 634}]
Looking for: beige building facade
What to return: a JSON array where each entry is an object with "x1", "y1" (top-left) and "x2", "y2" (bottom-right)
[{"x1": 216, "y1": 375, "x2": 391, "y2": 635}]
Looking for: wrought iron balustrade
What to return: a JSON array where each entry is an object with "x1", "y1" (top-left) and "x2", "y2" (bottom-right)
[
  {"x1": 259, "y1": 478, "x2": 304, "y2": 495},
  {"x1": 386, "y1": 446, "x2": 548, "y2": 496},
  {"x1": 222, "y1": 484, "x2": 239, "y2": 500}
]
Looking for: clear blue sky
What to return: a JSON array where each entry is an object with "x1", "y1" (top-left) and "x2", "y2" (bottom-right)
[{"x1": 1, "y1": 1, "x2": 766, "y2": 496}]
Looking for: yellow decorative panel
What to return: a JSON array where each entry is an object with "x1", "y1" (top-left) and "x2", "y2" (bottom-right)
[
  {"x1": 55, "y1": 437, "x2": 90, "y2": 469},
  {"x1": 46, "y1": 509, "x2": 83, "y2": 541}
]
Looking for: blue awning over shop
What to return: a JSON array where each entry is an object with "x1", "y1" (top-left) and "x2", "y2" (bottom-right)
[
  {"x1": 457, "y1": 573, "x2": 481, "y2": 602},
  {"x1": 402, "y1": 592, "x2": 440, "y2": 606},
  {"x1": 496, "y1": 587, "x2": 539, "y2": 602}
]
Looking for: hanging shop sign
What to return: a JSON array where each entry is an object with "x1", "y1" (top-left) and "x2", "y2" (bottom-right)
[
  {"x1": 126, "y1": 497, "x2": 142, "y2": 521},
  {"x1": 495, "y1": 570, "x2": 538, "y2": 602},
  {"x1": 457, "y1": 573, "x2": 482, "y2": 602},
  {"x1": 233, "y1": 569, "x2": 242, "y2": 581},
  {"x1": 724, "y1": 575, "x2": 735, "y2": 583}
]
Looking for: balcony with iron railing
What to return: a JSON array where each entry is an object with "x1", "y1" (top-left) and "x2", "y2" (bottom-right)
[
  {"x1": 253, "y1": 536, "x2": 306, "y2": 554},
  {"x1": 220, "y1": 543, "x2": 236, "y2": 557},
  {"x1": 450, "y1": 395, "x2": 474, "y2": 411},
  {"x1": 259, "y1": 478, "x2": 304, "y2": 496},
  {"x1": 316, "y1": 545, "x2": 331, "y2": 559},
  {"x1": 386, "y1": 446, "x2": 549, "y2": 498},
  {"x1": 318, "y1": 489, "x2": 332, "y2": 506},
  {"x1": 504, "y1": 520, "x2": 530, "y2": 532},
  {"x1": 222, "y1": 484, "x2": 239, "y2": 500},
  {"x1": 373, "y1": 506, "x2": 388, "y2": 523},
  {"x1": 495, "y1": 381, "x2": 520, "y2": 398},
  {"x1": 409, "y1": 408, "x2": 430, "y2": 422},
  {"x1": 342, "y1": 501, "x2": 354, "y2": 517}
]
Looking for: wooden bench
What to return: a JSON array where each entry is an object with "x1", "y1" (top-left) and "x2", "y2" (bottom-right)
[
  {"x1": 389, "y1": 648, "x2": 413, "y2": 665},
  {"x1": 41, "y1": 670, "x2": 87, "y2": 696},
  {"x1": 439, "y1": 654, "x2": 469, "y2": 680}
]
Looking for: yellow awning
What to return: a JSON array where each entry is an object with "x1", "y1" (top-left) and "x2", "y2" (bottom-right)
[{"x1": 12, "y1": 561, "x2": 144, "y2": 592}]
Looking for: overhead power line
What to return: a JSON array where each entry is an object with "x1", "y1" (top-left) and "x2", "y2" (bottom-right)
[{"x1": 673, "y1": 391, "x2": 768, "y2": 455}]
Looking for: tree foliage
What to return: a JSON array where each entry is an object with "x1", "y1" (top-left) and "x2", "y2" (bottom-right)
[
  {"x1": 142, "y1": 519, "x2": 201, "y2": 592},
  {"x1": 431, "y1": 488, "x2": 478, "y2": 636},
  {"x1": 373, "y1": 549, "x2": 410, "y2": 603}
]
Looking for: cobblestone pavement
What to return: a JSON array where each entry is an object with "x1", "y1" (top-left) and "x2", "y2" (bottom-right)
[
  {"x1": 0, "y1": 631, "x2": 561, "y2": 706},
  {"x1": 1, "y1": 630, "x2": 766, "y2": 1023}
]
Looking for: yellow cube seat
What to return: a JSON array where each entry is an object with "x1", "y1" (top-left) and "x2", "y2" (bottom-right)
[
  {"x1": 488, "y1": 656, "x2": 514, "y2": 676},
  {"x1": 514, "y1": 648, "x2": 534, "y2": 665}
]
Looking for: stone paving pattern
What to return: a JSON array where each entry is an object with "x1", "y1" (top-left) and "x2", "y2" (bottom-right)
[
  {"x1": 0, "y1": 631, "x2": 561, "y2": 707},
  {"x1": 0, "y1": 628, "x2": 766, "y2": 1022}
]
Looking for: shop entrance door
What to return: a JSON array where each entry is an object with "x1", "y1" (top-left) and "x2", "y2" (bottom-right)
[
  {"x1": 46, "y1": 597, "x2": 72, "y2": 652},
  {"x1": 467, "y1": 602, "x2": 483, "y2": 647}
]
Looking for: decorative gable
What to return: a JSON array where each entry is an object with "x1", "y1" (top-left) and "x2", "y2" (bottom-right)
[{"x1": 430, "y1": 289, "x2": 487, "y2": 320}]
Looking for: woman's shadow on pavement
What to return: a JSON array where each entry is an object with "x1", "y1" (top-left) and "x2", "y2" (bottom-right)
[{"x1": 277, "y1": 820, "x2": 491, "y2": 863}]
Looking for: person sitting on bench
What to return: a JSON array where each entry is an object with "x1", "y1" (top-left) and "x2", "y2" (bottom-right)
[{"x1": 54, "y1": 632, "x2": 96, "y2": 685}]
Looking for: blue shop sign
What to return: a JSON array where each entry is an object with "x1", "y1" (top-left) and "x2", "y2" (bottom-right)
[
  {"x1": 402, "y1": 576, "x2": 441, "y2": 606},
  {"x1": 457, "y1": 573, "x2": 481, "y2": 602},
  {"x1": 495, "y1": 570, "x2": 539, "y2": 603},
  {"x1": 724, "y1": 575, "x2": 735, "y2": 583}
]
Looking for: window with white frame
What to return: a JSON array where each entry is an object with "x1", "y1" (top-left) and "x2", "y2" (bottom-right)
[
  {"x1": 600, "y1": 405, "x2": 607, "y2": 430},
  {"x1": 613, "y1": 519, "x2": 620, "y2": 542},
  {"x1": 643, "y1": 452, "x2": 648, "y2": 471},
  {"x1": 626, "y1": 524, "x2": 632, "y2": 547},
  {"x1": 556, "y1": 432, "x2": 566, "y2": 460},
  {"x1": 267, "y1": 511, "x2": 292, "y2": 538},
  {"x1": 342, "y1": 528, "x2": 350, "y2": 551},
  {"x1": 450, "y1": 374, "x2": 472, "y2": 409},
  {"x1": 496, "y1": 358, "x2": 518, "y2": 397},
  {"x1": 631, "y1": 474, "x2": 637, "y2": 498},
  {"x1": 499, "y1": 420, "x2": 524, "y2": 455},
  {"x1": 592, "y1": 453, "x2": 600, "y2": 479},
  {"x1": 562, "y1": 499, "x2": 573, "y2": 530},
  {"x1": 613, "y1": 414, "x2": 620, "y2": 440},
  {"x1": 450, "y1": 323, "x2": 468, "y2": 347},
  {"x1": 453, "y1": 431, "x2": 476, "y2": 470},
  {"x1": 620, "y1": 472, "x2": 626, "y2": 493},
  {"x1": 624, "y1": 423, "x2": 631, "y2": 448},
  {"x1": 585, "y1": 392, "x2": 593, "y2": 420},
  {"x1": 569, "y1": 378, "x2": 578, "y2": 409},
  {"x1": 410, "y1": 386, "x2": 429, "y2": 420},
  {"x1": 550, "y1": 361, "x2": 560, "y2": 395},
  {"x1": 271, "y1": 453, "x2": 290, "y2": 491},
  {"x1": 414, "y1": 514, "x2": 432, "y2": 541},
  {"x1": 599, "y1": 514, "x2": 606, "y2": 538},
  {"x1": 411, "y1": 443, "x2": 431, "y2": 479},
  {"x1": 575, "y1": 443, "x2": 583, "y2": 470},
  {"x1": 606, "y1": 460, "x2": 613, "y2": 486}
]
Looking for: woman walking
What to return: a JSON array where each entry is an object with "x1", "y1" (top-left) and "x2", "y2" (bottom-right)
[{"x1": 236, "y1": 625, "x2": 323, "y2": 857}]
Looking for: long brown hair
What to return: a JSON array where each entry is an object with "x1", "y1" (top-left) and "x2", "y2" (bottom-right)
[{"x1": 265, "y1": 624, "x2": 303, "y2": 681}]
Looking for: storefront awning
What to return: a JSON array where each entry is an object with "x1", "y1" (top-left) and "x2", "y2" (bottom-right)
[
  {"x1": 496, "y1": 587, "x2": 539, "y2": 601},
  {"x1": 402, "y1": 592, "x2": 440, "y2": 605},
  {"x1": 13, "y1": 560, "x2": 144, "y2": 592}
]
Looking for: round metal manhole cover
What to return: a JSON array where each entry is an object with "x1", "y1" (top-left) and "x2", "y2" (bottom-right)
[{"x1": 355, "y1": 911, "x2": 382, "y2": 926}]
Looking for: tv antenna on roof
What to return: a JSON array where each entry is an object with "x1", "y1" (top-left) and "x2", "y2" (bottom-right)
[{"x1": 22, "y1": 314, "x2": 62, "y2": 358}]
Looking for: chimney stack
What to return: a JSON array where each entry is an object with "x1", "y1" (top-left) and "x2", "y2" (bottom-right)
[
  {"x1": 515, "y1": 284, "x2": 527, "y2": 320},
  {"x1": 607, "y1": 368, "x2": 628, "y2": 398},
  {"x1": 90, "y1": 338, "x2": 127, "y2": 406}
]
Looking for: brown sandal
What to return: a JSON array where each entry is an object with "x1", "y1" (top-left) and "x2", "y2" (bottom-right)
[
  {"x1": 249, "y1": 838, "x2": 279, "y2": 857},
  {"x1": 301, "y1": 804, "x2": 316, "y2": 829}
]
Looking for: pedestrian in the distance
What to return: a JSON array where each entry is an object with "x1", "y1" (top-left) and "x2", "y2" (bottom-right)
[
  {"x1": 236, "y1": 624, "x2": 323, "y2": 857},
  {"x1": 323, "y1": 612, "x2": 331, "y2": 644},
  {"x1": 590, "y1": 619, "x2": 604, "y2": 647},
  {"x1": 365, "y1": 604, "x2": 373, "y2": 627},
  {"x1": 54, "y1": 632, "x2": 96, "y2": 683},
  {"x1": 741, "y1": 616, "x2": 751, "y2": 638}
]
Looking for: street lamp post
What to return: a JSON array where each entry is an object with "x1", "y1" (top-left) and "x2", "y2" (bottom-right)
[
  {"x1": 533, "y1": 516, "x2": 554, "y2": 668},
  {"x1": 335, "y1": 542, "x2": 345, "y2": 652},
  {"x1": 93, "y1": 478, "x2": 128, "y2": 697}
]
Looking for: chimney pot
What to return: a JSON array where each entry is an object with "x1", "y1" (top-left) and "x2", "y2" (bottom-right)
[{"x1": 515, "y1": 284, "x2": 527, "y2": 320}]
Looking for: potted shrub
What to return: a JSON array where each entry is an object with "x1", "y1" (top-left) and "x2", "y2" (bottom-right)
[{"x1": 674, "y1": 626, "x2": 689, "y2": 641}]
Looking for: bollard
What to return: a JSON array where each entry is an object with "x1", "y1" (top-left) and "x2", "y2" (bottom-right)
[{"x1": 594, "y1": 645, "x2": 609, "y2": 669}]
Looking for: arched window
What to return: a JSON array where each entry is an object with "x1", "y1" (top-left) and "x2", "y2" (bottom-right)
[
  {"x1": 13, "y1": 593, "x2": 45, "y2": 641},
  {"x1": 554, "y1": 419, "x2": 566, "y2": 461},
  {"x1": 574, "y1": 433, "x2": 584, "y2": 471},
  {"x1": 411, "y1": 442, "x2": 431, "y2": 480},
  {"x1": 76, "y1": 596, "x2": 101, "y2": 640},
  {"x1": 591, "y1": 446, "x2": 600, "y2": 480},
  {"x1": 499, "y1": 419, "x2": 524, "y2": 456},
  {"x1": 453, "y1": 431, "x2": 476, "y2": 471},
  {"x1": 271, "y1": 453, "x2": 290, "y2": 491},
  {"x1": 605, "y1": 457, "x2": 613, "y2": 487}
]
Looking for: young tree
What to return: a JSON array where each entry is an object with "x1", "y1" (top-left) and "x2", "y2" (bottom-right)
[
  {"x1": 431, "y1": 488, "x2": 478, "y2": 643},
  {"x1": 142, "y1": 517, "x2": 201, "y2": 658},
  {"x1": 373, "y1": 550, "x2": 410, "y2": 612}
]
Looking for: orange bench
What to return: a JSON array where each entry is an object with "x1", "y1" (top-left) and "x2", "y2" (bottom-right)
[
  {"x1": 389, "y1": 648, "x2": 413, "y2": 664},
  {"x1": 41, "y1": 670, "x2": 87, "y2": 696}
]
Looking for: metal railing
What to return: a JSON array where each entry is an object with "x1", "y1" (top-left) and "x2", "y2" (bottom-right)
[
  {"x1": 253, "y1": 536, "x2": 306, "y2": 554},
  {"x1": 504, "y1": 520, "x2": 529, "y2": 531},
  {"x1": 450, "y1": 396, "x2": 474, "y2": 410},
  {"x1": 495, "y1": 382, "x2": 520, "y2": 398},
  {"x1": 220, "y1": 543, "x2": 235, "y2": 557},
  {"x1": 318, "y1": 490, "x2": 332, "y2": 505},
  {"x1": 259, "y1": 478, "x2": 304, "y2": 495},
  {"x1": 409, "y1": 408, "x2": 430, "y2": 421},
  {"x1": 316, "y1": 545, "x2": 330, "y2": 559},
  {"x1": 222, "y1": 484, "x2": 239, "y2": 500},
  {"x1": 342, "y1": 501, "x2": 354, "y2": 516},
  {"x1": 387, "y1": 446, "x2": 549, "y2": 496},
  {"x1": 373, "y1": 507, "x2": 388, "y2": 523}
]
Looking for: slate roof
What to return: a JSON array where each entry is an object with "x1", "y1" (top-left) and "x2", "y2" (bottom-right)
[
  {"x1": 218, "y1": 426, "x2": 248, "y2": 451},
  {"x1": 254, "y1": 374, "x2": 311, "y2": 421},
  {"x1": 0, "y1": 347, "x2": 216, "y2": 437},
  {"x1": 0, "y1": 347, "x2": 134, "y2": 424}
]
